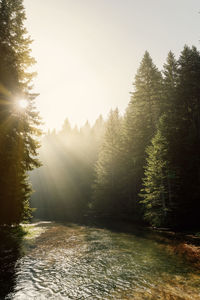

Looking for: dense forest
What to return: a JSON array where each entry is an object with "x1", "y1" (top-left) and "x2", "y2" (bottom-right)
[
  {"x1": 0, "y1": 0, "x2": 199, "y2": 230},
  {"x1": 31, "y1": 47, "x2": 200, "y2": 229},
  {"x1": 1, "y1": 1, "x2": 200, "y2": 299}
]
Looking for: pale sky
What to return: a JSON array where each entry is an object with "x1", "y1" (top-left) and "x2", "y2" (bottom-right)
[{"x1": 24, "y1": 0, "x2": 200, "y2": 131}]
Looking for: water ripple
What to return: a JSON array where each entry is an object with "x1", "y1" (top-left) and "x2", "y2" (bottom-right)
[{"x1": 4, "y1": 223, "x2": 200, "y2": 299}]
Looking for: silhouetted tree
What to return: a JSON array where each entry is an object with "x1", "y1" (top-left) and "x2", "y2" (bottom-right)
[{"x1": 0, "y1": 0, "x2": 41, "y2": 224}]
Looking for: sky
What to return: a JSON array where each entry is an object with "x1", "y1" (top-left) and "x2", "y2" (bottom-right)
[{"x1": 24, "y1": 0, "x2": 200, "y2": 131}]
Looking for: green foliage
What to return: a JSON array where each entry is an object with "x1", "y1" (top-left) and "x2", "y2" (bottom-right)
[
  {"x1": 121, "y1": 51, "x2": 163, "y2": 218},
  {"x1": 92, "y1": 109, "x2": 123, "y2": 216},
  {"x1": 0, "y1": 0, "x2": 41, "y2": 225},
  {"x1": 172, "y1": 46, "x2": 200, "y2": 227},
  {"x1": 141, "y1": 46, "x2": 200, "y2": 228},
  {"x1": 30, "y1": 46, "x2": 200, "y2": 229},
  {"x1": 140, "y1": 115, "x2": 178, "y2": 227},
  {"x1": 162, "y1": 51, "x2": 178, "y2": 114}
]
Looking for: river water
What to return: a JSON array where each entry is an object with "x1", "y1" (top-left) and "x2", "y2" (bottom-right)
[{"x1": 0, "y1": 222, "x2": 200, "y2": 300}]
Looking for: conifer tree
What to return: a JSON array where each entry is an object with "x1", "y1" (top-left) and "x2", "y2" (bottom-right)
[
  {"x1": 173, "y1": 45, "x2": 200, "y2": 226},
  {"x1": 162, "y1": 51, "x2": 178, "y2": 113},
  {"x1": 92, "y1": 109, "x2": 123, "y2": 216},
  {"x1": 122, "y1": 51, "x2": 163, "y2": 217},
  {"x1": 141, "y1": 46, "x2": 200, "y2": 228},
  {"x1": 140, "y1": 115, "x2": 179, "y2": 227},
  {"x1": 0, "y1": 0, "x2": 41, "y2": 224}
]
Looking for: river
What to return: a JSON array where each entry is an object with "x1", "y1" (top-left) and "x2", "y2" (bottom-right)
[{"x1": 0, "y1": 221, "x2": 200, "y2": 300}]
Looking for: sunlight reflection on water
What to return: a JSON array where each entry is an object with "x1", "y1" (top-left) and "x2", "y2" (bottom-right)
[{"x1": 3, "y1": 222, "x2": 200, "y2": 300}]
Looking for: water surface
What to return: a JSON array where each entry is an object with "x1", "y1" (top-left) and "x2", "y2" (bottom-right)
[{"x1": 1, "y1": 222, "x2": 200, "y2": 299}]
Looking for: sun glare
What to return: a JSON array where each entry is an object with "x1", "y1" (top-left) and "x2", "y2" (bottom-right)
[{"x1": 19, "y1": 99, "x2": 28, "y2": 109}]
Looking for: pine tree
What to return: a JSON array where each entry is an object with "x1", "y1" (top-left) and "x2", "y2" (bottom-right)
[
  {"x1": 122, "y1": 51, "x2": 163, "y2": 217},
  {"x1": 173, "y1": 45, "x2": 200, "y2": 226},
  {"x1": 0, "y1": 0, "x2": 41, "y2": 224},
  {"x1": 140, "y1": 115, "x2": 179, "y2": 227},
  {"x1": 141, "y1": 47, "x2": 200, "y2": 228},
  {"x1": 162, "y1": 51, "x2": 178, "y2": 113},
  {"x1": 92, "y1": 109, "x2": 123, "y2": 216}
]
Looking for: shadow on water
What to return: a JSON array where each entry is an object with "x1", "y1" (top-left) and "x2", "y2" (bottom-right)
[
  {"x1": 67, "y1": 215, "x2": 200, "y2": 247},
  {"x1": 1, "y1": 220, "x2": 199, "y2": 299},
  {"x1": 0, "y1": 227, "x2": 24, "y2": 299}
]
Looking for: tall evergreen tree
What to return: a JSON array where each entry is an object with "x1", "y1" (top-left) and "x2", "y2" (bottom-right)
[
  {"x1": 141, "y1": 46, "x2": 200, "y2": 228},
  {"x1": 140, "y1": 115, "x2": 179, "y2": 227},
  {"x1": 122, "y1": 51, "x2": 163, "y2": 217},
  {"x1": 0, "y1": 0, "x2": 41, "y2": 224},
  {"x1": 173, "y1": 45, "x2": 200, "y2": 226},
  {"x1": 162, "y1": 51, "x2": 178, "y2": 113},
  {"x1": 92, "y1": 109, "x2": 123, "y2": 216}
]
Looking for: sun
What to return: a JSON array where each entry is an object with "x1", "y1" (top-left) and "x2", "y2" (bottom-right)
[{"x1": 18, "y1": 99, "x2": 28, "y2": 109}]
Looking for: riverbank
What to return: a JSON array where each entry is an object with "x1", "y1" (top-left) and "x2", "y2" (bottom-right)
[
  {"x1": 71, "y1": 216, "x2": 200, "y2": 270},
  {"x1": 151, "y1": 228, "x2": 200, "y2": 269}
]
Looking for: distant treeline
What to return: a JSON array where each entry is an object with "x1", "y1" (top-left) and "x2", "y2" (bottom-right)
[{"x1": 31, "y1": 46, "x2": 200, "y2": 229}]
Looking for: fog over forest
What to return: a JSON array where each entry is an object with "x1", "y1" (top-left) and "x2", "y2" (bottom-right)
[
  {"x1": 31, "y1": 48, "x2": 200, "y2": 229},
  {"x1": 1, "y1": 1, "x2": 200, "y2": 299}
]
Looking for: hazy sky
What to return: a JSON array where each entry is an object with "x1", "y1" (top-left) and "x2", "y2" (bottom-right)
[{"x1": 24, "y1": 0, "x2": 200, "y2": 131}]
